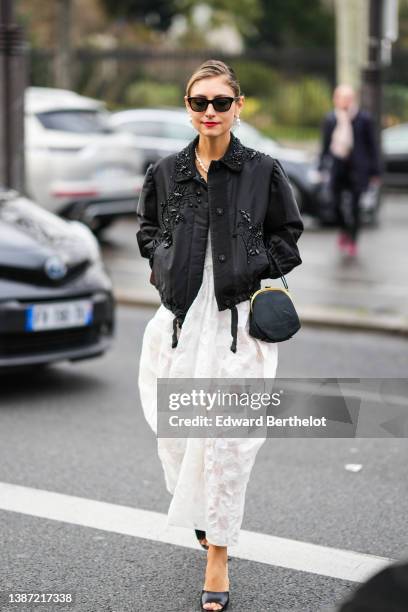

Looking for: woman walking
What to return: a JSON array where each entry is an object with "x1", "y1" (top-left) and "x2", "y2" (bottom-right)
[{"x1": 136, "y1": 59, "x2": 303, "y2": 611}]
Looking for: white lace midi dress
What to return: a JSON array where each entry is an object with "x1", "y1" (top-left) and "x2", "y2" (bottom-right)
[{"x1": 138, "y1": 227, "x2": 279, "y2": 548}]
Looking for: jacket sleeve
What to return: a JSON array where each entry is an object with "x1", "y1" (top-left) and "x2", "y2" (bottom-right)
[
  {"x1": 135, "y1": 163, "x2": 162, "y2": 268},
  {"x1": 263, "y1": 159, "x2": 304, "y2": 279},
  {"x1": 318, "y1": 114, "x2": 332, "y2": 171},
  {"x1": 364, "y1": 114, "x2": 382, "y2": 177}
]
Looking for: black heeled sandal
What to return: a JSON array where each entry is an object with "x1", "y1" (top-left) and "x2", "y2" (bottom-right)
[
  {"x1": 195, "y1": 529, "x2": 209, "y2": 550},
  {"x1": 200, "y1": 590, "x2": 229, "y2": 611}
]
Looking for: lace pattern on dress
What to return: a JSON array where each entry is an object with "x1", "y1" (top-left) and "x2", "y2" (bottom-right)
[{"x1": 204, "y1": 437, "x2": 265, "y2": 546}]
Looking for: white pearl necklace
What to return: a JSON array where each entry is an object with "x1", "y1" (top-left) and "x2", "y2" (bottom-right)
[{"x1": 195, "y1": 147, "x2": 209, "y2": 173}]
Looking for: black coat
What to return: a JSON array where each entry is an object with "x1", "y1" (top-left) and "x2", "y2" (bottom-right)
[
  {"x1": 318, "y1": 109, "x2": 382, "y2": 192},
  {"x1": 136, "y1": 131, "x2": 303, "y2": 352}
]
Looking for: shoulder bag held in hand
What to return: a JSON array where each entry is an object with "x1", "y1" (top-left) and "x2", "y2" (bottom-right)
[{"x1": 249, "y1": 252, "x2": 301, "y2": 343}]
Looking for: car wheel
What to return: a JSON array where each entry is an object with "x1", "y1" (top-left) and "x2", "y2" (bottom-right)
[{"x1": 89, "y1": 217, "x2": 114, "y2": 237}]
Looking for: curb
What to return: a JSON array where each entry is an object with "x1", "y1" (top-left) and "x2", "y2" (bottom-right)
[
  {"x1": 297, "y1": 305, "x2": 408, "y2": 337},
  {"x1": 114, "y1": 289, "x2": 408, "y2": 337}
]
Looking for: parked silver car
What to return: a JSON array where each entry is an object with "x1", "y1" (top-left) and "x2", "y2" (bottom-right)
[{"x1": 25, "y1": 87, "x2": 145, "y2": 234}]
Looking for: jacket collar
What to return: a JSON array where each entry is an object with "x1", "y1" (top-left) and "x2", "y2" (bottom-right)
[{"x1": 174, "y1": 131, "x2": 247, "y2": 182}]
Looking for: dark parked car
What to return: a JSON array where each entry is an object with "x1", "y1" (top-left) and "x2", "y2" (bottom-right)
[{"x1": 0, "y1": 189, "x2": 114, "y2": 369}]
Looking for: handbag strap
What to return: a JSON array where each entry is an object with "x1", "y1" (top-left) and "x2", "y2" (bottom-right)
[{"x1": 268, "y1": 249, "x2": 289, "y2": 291}]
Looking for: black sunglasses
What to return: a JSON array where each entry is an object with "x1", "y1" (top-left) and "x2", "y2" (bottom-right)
[{"x1": 187, "y1": 96, "x2": 240, "y2": 112}]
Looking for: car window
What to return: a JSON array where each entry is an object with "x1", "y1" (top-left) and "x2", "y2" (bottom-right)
[
  {"x1": 162, "y1": 122, "x2": 196, "y2": 140},
  {"x1": 116, "y1": 121, "x2": 166, "y2": 137},
  {"x1": 117, "y1": 119, "x2": 195, "y2": 140},
  {"x1": 36, "y1": 110, "x2": 113, "y2": 133}
]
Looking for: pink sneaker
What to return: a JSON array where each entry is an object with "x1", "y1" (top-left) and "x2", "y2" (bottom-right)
[
  {"x1": 337, "y1": 232, "x2": 349, "y2": 252},
  {"x1": 347, "y1": 241, "x2": 358, "y2": 257}
]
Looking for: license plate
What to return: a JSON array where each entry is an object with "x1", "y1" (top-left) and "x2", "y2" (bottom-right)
[{"x1": 25, "y1": 299, "x2": 93, "y2": 332}]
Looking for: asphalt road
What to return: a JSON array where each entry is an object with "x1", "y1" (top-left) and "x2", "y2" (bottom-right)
[{"x1": 1, "y1": 307, "x2": 408, "y2": 611}]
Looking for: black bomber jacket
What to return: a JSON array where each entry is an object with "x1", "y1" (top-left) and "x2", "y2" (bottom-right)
[{"x1": 136, "y1": 131, "x2": 304, "y2": 353}]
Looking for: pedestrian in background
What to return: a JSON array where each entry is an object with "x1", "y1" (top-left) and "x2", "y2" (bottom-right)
[{"x1": 318, "y1": 84, "x2": 381, "y2": 257}]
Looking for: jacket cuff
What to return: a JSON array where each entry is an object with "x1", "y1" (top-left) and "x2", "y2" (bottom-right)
[{"x1": 265, "y1": 235, "x2": 302, "y2": 278}]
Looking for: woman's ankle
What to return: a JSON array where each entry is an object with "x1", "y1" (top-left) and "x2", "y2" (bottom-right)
[
  {"x1": 208, "y1": 544, "x2": 227, "y2": 553},
  {"x1": 207, "y1": 545, "x2": 228, "y2": 564}
]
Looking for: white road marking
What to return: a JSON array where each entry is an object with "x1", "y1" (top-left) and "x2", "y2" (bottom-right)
[{"x1": 0, "y1": 481, "x2": 395, "y2": 583}]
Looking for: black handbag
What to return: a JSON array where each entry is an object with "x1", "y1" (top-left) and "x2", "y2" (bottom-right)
[{"x1": 249, "y1": 255, "x2": 301, "y2": 343}]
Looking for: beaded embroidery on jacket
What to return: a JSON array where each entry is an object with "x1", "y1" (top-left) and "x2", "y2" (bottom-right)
[
  {"x1": 159, "y1": 181, "x2": 195, "y2": 248},
  {"x1": 235, "y1": 209, "x2": 264, "y2": 264}
]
